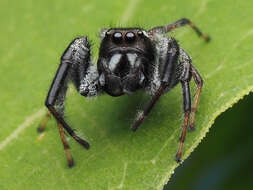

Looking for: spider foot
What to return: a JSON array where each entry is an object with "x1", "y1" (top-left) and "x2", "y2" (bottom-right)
[
  {"x1": 73, "y1": 135, "x2": 90, "y2": 149},
  {"x1": 37, "y1": 112, "x2": 51, "y2": 133},
  {"x1": 175, "y1": 153, "x2": 182, "y2": 163},
  {"x1": 188, "y1": 125, "x2": 195, "y2": 132},
  {"x1": 64, "y1": 146, "x2": 75, "y2": 168},
  {"x1": 68, "y1": 158, "x2": 75, "y2": 168},
  {"x1": 131, "y1": 124, "x2": 138, "y2": 132},
  {"x1": 203, "y1": 35, "x2": 211, "y2": 42},
  {"x1": 131, "y1": 118, "x2": 144, "y2": 132},
  {"x1": 37, "y1": 125, "x2": 45, "y2": 133}
]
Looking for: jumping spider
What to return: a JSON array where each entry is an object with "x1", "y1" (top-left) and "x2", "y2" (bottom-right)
[{"x1": 38, "y1": 18, "x2": 210, "y2": 167}]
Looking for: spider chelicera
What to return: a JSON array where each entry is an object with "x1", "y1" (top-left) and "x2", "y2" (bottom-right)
[{"x1": 38, "y1": 18, "x2": 210, "y2": 167}]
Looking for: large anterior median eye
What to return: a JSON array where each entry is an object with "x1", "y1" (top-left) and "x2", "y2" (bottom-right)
[
  {"x1": 125, "y1": 32, "x2": 136, "y2": 42},
  {"x1": 112, "y1": 32, "x2": 123, "y2": 43}
]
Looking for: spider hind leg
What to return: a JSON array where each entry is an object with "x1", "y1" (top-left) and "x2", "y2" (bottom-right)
[
  {"x1": 175, "y1": 48, "x2": 204, "y2": 162},
  {"x1": 37, "y1": 111, "x2": 51, "y2": 132}
]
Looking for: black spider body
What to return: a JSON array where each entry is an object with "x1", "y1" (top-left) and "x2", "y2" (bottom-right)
[{"x1": 38, "y1": 18, "x2": 210, "y2": 167}]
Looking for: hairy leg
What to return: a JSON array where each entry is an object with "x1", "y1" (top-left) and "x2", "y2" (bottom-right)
[{"x1": 41, "y1": 37, "x2": 100, "y2": 166}]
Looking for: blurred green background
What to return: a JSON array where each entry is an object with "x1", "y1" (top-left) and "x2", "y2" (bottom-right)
[{"x1": 165, "y1": 93, "x2": 253, "y2": 190}]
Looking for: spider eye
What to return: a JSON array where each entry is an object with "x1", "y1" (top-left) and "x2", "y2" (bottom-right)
[
  {"x1": 125, "y1": 32, "x2": 136, "y2": 42},
  {"x1": 137, "y1": 31, "x2": 143, "y2": 36},
  {"x1": 112, "y1": 32, "x2": 123, "y2": 43}
]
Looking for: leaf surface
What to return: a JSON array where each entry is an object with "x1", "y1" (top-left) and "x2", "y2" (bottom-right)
[{"x1": 1, "y1": 0, "x2": 253, "y2": 189}]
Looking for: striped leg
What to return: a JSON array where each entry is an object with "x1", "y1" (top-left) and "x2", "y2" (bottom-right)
[{"x1": 57, "y1": 122, "x2": 74, "y2": 167}]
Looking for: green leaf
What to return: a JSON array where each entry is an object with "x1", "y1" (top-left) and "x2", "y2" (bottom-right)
[{"x1": 1, "y1": 0, "x2": 253, "y2": 190}]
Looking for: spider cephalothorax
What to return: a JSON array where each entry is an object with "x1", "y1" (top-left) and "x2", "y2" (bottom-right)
[
  {"x1": 97, "y1": 28, "x2": 155, "y2": 96},
  {"x1": 38, "y1": 18, "x2": 210, "y2": 167}
]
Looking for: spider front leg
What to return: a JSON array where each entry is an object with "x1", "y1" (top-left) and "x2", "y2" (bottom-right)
[{"x1": 38, "y1": 37, "x2": 100, "y2": 167}]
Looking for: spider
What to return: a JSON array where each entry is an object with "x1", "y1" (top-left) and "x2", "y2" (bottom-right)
[{"x1": 38, "y1": 18, "x2": 210, "y2": 167}]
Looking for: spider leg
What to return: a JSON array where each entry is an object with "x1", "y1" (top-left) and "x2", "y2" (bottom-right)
[
  {"x1": 132, "y1": 85, "x2": 166, "y2": 131},
  {"x1": 46, "y1": 54, "x2": 90, "y2": 149},
  {"x1": 37, "y1": 111, "x2": 51, "y2": 132},
  {"x1": 132, "y1": 38, "x2": 179, "y2": 131},
  {"x1": 189, "y1": 65, "x2": 204, "y2": 131},
  {"x1": 57, "y1": 122, "x2": 74, "y2": 167},
  {"x1": 175, "y1": 48, "x2": 204, "y2": 162},
  {"x1": 38, "y1": 112, "x2": 74, "y2": 167},
  {"x1": 42, "y1": 37, "x2": 101, "y2": 166},
  {"x1": 175, "y1": 80, "x2": 191, "y2": 162},
  {"x1": 149, "y1": 18, "x2": 210, "y2": 42}
]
